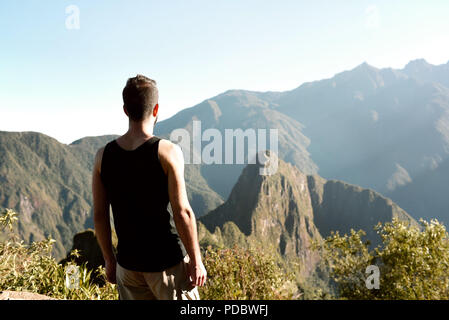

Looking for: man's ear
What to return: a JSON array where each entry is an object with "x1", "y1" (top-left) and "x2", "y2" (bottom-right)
[
  {"x1": 153, "y1": 103, "x2": 159, "y2": 117},
  {"x1": 123, "y1": 105, "x2": 129, "y2": 117}
]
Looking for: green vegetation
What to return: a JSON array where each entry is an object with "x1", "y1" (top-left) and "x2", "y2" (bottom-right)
[
  {"x1": 200, "y1": 160, "x2": 323, "y2": 283},
  {"x1": 199, "y1": 158, "x2": 418, "y2": 296},
  {"x1": 318, "y1": 218, "x2": 449, "y2": 299},
  {"x1": 0, "y1": 209, "x2": 118, "y2": 300},
  {"x1": 198, "y1": 245, "x2": 297, "y2": 300},
  {"x1": 0, "y1": 132, "x2": 224, "y2": 260},
  {"x1": 0, "y1": 132, "x2": 115, "y2": 259},
  {"x1": 2, "y1": 208, "x2": 297, "y2": 300},
  {"x1": 3, "y1": 207, "x2": 449, "y2": 300}
]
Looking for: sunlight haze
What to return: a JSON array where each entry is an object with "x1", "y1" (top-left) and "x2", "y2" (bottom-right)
[{"x1": 1, "y1": 0, "x2": 448, "y2": 143}]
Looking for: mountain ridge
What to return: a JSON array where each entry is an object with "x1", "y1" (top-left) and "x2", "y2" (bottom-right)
[
  {"x1": 199, "y1": 156, "x2": 416, "y2": 279},
  {"x1": 2, "y1": 58, "x2": 448, "y2": 260},
  {"x1": 0, "y1": 131, "x2": 223, "y2": 258}
]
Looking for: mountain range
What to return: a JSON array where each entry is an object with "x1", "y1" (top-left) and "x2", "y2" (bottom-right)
[
  {"x1": 0, "y1": 132, "x2": 221, "y2": 258},
  {"x1": 62, "y1": 156, "x2": 416, "y2": 288},
  {"x1": 0, "y1": 58, "x2": 447, "y2": 262},
  {"x1": 156, "y1": 58, "x2": 449, "y2": 226},
  {"x1": 198, "y1": 155, "x2": 415, "y2": 281}
]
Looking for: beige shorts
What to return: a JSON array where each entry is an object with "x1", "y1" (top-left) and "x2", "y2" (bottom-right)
[{"x1": 116, "y1": 255, "x2": 200, "y2": 300}]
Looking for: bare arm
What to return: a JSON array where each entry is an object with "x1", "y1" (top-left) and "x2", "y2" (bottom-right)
[
  {"x1": 159, "y1": 140, "x2": 206, "y2": 287},
  {"x1": 92, "y1": 147, "x2": 116, "y2": 283}
]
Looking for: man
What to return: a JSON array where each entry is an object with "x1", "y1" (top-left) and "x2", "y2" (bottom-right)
[{"x1": 92, "y1": 75, "x2": 206, "y2": 300}]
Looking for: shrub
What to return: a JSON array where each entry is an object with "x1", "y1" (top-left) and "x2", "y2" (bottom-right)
[
  {"x1": 318, "y1": 218, "x2": 449, "y2": 299},
  {"x1": 1, "y1": 208, "x2": 297, "y2": 300},
  {"x1": 199, "y1": 245, "x2": 297, "y2": 300},
  {"x1": 0, "y1": 209, "x2": 118, "y2": 300}
]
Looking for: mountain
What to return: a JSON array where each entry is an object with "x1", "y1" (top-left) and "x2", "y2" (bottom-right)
[
  {"x1": 0, "y1": 131, "x2": 107, "y2": 258},
  {"x1": 155, "y1": 89, "x2": 318, "y2": 199},
  {"x1": 277, "y1": 60, "x2": 449, "y2": 192},
  {"x1": 152, "y1": 59, "x2": 449, "y2": 225},
  {"x1": 2, "y1": 58, "x2": 447, "y2": 260},
  {"x1": 271, "y1": 60, "x2": 449, "y2": 224},
  {"x1": 199, "y1": 155, "x2": 322, "y2": 279},
  {"x1": 199, "y1": 155, "x2": 321, "y2": 282},
  {"x1": 403, "y1": 59, "x2": 449, "y2": 87},
  {"x1": 0, "y1": 131, "x2": 222, "y2": 259},
  {"x1": 307, "y1": 174, "x2": 417, "y2": 246},
  {"x1": 388, "y1": 157, "x2": 449, "y2": 226},
  {"x1": 60, "y1": 155, "x2": 417, "y2": 290},
  {"x1": 198, "y1": 156, "x2": 416, "y2": 280}
]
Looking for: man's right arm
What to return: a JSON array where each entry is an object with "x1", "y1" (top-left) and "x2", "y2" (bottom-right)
[{"x1": 159, "y1": 140, "x2": 207, "y2": 287}]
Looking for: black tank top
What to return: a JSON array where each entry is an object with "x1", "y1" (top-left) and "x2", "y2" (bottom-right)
[{"x1": 100, "y1": 136, "x2": 186, "y2": 272}]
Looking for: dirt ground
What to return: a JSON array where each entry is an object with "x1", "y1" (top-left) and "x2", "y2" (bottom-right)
[{"x1": 0, "y1": 290, "x2": 56, "y2": 300}]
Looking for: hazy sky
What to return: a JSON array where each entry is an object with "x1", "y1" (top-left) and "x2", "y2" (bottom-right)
[{"x1": 1, "y1": 0, "x2": 449, "y2": 143}]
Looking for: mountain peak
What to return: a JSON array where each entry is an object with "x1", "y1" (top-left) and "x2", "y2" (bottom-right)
[
  {"x1": 352, "y1": 61, "x2": 378, "y2": 73},
  {"x1": 359, "y1": 61, "x2": 371, "y2": 67},
  {"x1": 331, "y1": 61, "x2": 380, "y2": 81},
  {"x1": 327, "y1": 61, "x2": 382, "y2": 92},
  {"x1": 199, "y1": 158, "x2": 322, "y2": 276},
  {"x1": 199, "y1": 158, "x2": 307, "y2": 235},
  {"x1": 403, "y1": 58, "x2": 433, "y2": 72}
]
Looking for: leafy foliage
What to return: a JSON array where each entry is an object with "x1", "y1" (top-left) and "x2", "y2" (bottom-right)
[
  {"x1": 198, "y1": 245, "x2": 297, "y2": 300},
  {"x1": 2, "y1": 208, "x2": 297, "y2": 300},
  {"x1": 318, "y1": 218, "x2": 449, "y2": 299},
  {"x1": 0, "y1": 209, "x2": 118, "y2": 300}
]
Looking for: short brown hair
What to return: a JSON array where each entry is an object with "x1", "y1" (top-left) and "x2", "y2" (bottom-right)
[{"x1": 122, "y1": 75, "x2": 159, "y2": 121}]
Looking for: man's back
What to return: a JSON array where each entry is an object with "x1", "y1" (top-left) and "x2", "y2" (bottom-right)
[{"x1": 100, "y1": 136, "x2": 186, "y2": 272}]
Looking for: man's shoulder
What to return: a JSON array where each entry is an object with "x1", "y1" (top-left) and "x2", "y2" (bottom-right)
[
  {"x1": 158, "y1": 139, "x2": 181, "y2": 154},
  {"x1": 158, "y1": 139, "x2": 183, "y2": 167}
]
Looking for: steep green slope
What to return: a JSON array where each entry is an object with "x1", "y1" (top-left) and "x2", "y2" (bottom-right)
[
  {"x1": 0, "y1": 131, "x2": 223, "y2": 259},
  {"x1": 199, "y1": 156, "x2": 417, "y2": 280},
  {"x1": 307, "y1": 174, "x2": 417, "y2": 247},
  {"x1": 200, "y1": 155, "x2": 322, "y2": 278},
  {"x1": 0, "y1": 131, "x2": 97, "y2": 258}
]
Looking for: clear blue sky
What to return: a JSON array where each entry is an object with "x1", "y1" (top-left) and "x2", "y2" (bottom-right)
[{"x1": 1, "y1": 0, "x2": 449, "y2": 143}]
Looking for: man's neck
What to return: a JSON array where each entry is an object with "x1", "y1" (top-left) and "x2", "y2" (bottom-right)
[{"x1": 126, "y1": 118, "x2": 154, "y2": 139}]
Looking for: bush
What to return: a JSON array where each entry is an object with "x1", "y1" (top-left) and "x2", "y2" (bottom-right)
[
  {"x1": 0, "y1": 209, "x2": 118, "y2": 300},
  {"x1": 1, "y1": 208, "x2": 297, "y2": 300},
  {"x1": 199, "y1": 245, "x2": 297, "y2": 300},
  {"x1": 318, "y1": 218, "x2": 449, "y2": 299}
]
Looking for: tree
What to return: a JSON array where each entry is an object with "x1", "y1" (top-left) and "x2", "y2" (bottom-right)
[{"x1": 318, "y1": 218, "x2": 449, "y2": 299}]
